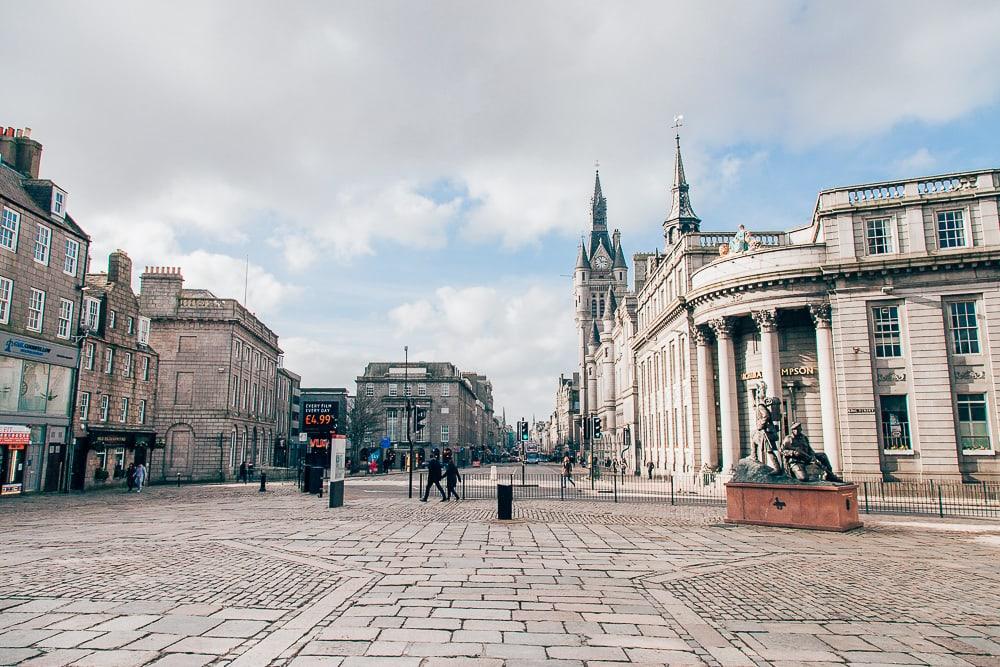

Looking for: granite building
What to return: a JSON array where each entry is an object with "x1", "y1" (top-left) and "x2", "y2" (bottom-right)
[
  {"x1": 0, "y1": 127, "x2": 90, "y2": 495},
  {"x1": 356, "y1": 362, "x2": 495, "y2": 466},
  {"x1": 139, "y1": 266, "x2": 284, "y2": 481},
  {"x1": 579, "y1": 135, "x2": 1000, "y2": 482},
  {"x1": 276, "y1": 367, "x2": 301, "y2": 467},
  {"x1": 551, "y1": 373, "x2": 580, "y2": 456},
  {"x1": 71, "y1": 251, "x2": 159, "y2": 489}
]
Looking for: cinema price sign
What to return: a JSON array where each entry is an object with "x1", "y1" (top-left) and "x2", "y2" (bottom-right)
[{"x1": 303, "y1": 401, "x2": 339, "y2": 434}]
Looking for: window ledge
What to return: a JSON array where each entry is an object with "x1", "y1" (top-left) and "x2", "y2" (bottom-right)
[{"x1": 962, "y1": 449, "x2": 996, "y2": 457}]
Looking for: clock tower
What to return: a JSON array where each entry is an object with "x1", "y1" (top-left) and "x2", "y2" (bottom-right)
[{"x1": 574, "y1": 168, "x2": 628, "y2": 443}]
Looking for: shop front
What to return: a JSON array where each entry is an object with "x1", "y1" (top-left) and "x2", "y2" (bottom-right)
[
  {"x1": 71, "y1": 429, "x2": 157, "y2": 490},
  {"x1": 0, "y1": 425, "x2": 30, "y2": 495}
]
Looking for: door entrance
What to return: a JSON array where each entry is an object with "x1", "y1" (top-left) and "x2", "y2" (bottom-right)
[
  {"x1": 43, "y1": 443, "x2": 64, "y2": 492},
  {"x1": 70, "y1": 443, "x2": 88, "y2": 491}
]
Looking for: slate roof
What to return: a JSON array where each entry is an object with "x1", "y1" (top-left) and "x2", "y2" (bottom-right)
[{"x1": 0, "y1": 161, "x2": 89, "y2": 240}]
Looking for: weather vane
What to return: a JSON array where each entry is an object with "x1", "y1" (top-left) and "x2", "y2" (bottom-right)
[
  {"x1": 594, "y1": 159, "x2": 600, "y2": 171},
  {"x1": 672, "y1": 114, "x2": 684, "y2": 137}
]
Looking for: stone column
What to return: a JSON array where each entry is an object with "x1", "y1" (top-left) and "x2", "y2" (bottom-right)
[
  {"x1": 809, "y1": 302, "x2": 841, "y2": 472},
  {"x1": 751, "y1": 309, "x2": 781, "y2": 401},
  {"x1": 694, "y1": 326, "x2": 718, "y2": 471},
  {"x1": 709, "y1": 317, "x2": 739, "y2": 472}
]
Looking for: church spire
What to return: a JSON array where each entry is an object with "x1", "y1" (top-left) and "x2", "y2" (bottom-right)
[
  {"x1": 591, "y1": 168, "x2": 607, "y2": 230},
  {"x1": 612, "y1": 230, "x2": 627, "y2": 269},
  {"x1": 575, "y1": 241, "x2": 591, "y2": 270},
  {"x1": 663, "y1": 132, "x2": 701, "y2": 240}
]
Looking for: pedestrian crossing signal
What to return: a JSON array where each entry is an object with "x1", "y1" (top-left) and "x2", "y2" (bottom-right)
[
  {"x1": 593, "y1": 416, "x2": 602, "y2": 439},
  {"x1": 415, "y1": 407, "x2": 427, "y2": 433}
]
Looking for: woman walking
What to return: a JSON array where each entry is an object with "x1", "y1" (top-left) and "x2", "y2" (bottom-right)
[{"x1": 133, "y1": 462, "x2": 147, "y2": 493}]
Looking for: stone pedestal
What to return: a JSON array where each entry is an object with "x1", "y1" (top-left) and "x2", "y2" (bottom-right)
[{"x1": 725, "y1": 482, "x2": 862, "y2": 532}]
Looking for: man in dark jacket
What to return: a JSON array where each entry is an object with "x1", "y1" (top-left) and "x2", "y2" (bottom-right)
[
  {"x1": 444, "y1": 452, "x2": 462, "y2": 501},
  {"x1": 420, "y1": 450, "x2": 446, "y2": 502}
]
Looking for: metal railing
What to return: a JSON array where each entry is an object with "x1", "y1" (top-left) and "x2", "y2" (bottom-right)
[
  {"x1": 859, "y1": 480, "x2": 999, "y2": 519},
  {"x1": 449, "y1": 471, "x2": 727, "y2": 506}
]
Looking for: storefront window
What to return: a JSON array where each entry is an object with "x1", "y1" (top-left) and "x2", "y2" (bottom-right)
[
  {"x1": 18, "y1": 361, "x2": 49, "y2": 412},
  {"x1": 0, "y1": 356, "x2": 20, "y2": 412},
  {"x1": 45, "y1": 365, "x2": 72, "y2": 416},
  {"x1": 879, "y1": 395, "x2": 912, "y2": 452}
]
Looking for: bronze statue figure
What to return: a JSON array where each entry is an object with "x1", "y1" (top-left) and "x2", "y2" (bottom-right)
[
  {"x1": 781, "y1": 422, "x2": 843, "y2": 483},
  {"x1": 751, "y1": 384, "x2": 782, "y2": 473}
]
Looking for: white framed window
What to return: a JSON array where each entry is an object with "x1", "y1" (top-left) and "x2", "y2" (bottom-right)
[
  {"x1": 234, "y1": 338, "x2": 242, "y2": 358},
  {"x1": 63, "y1": 239, "x2": 79, "y2": 276},
  {"x1": 142, "y1": 356, "x2": 150, "y2": 381},
  {"x1": 441, "y1": 425, "x2": 449, "y2": 443},
  {"x1": 388, "y1": 383, "x2": 398, "y2": 397},
  {"x1": 957, "y1": 393, "x2": 992, "y2": 453},
  {"x1": 51, "y1": 189, "x2": 66, "y2": 217},
  {"x1": 872, "y1": 305, "x2": 902, "y2": 358},
  {"x1": 122, "y1": 351, "x2": 133, "y2": 377},
  {"x1": 100, "y1": 395, "x2": 110, "y2": 422},
  {"x1": 104, "y1": 348, "x2": 114, "y2": 374},
  {"x1": 386, "y1": 408, "x2": 398, "y2": 441},
  {"x1": 108, "y1": 310, "x2": 116, "y2": 329},
  {"x1": 365, "y1": 384, "x2": 374, "y2": 397},
  {"x1": 79, "y1": 392, "x2": 90, "y2": 421},
  {"x1": 139, "y1": 399, "x2": 147, "y2": 425},
  {"x1": 83, "y1": 297, "x2": 100, "y2": 330},
  {"x1": 0, "y1": 207, "x2": 19, "y2": 252},
  {"x1": 138, "y1": 317, "x2": 150, "y2": 345},
  {"x1": 85, "y1": 343, "x2": 95, "y2": 370},
  {"x1": 404, "y1": 384, "x2": 412, "y2": 397},
  {"x1": 27, "y1": 289, "x2": 45, "y2": 332},
  {"x1": 232, "y1": 375, "x2": 239, "y2": 407},
  {"x1": 865, "y1": 217, "x2": 895, "y2": 255},
  {"x1": 949, "y1": 301, "x2": 980, "y2": 355},
  {"x1": 0, "y1": 276, "x2": 11, "y2": 324},
  {"x1": 937, "y1": 209, "x2": 969, "y2": 249},
  {"x1": 252, "y1": 385, "x2": 258, "y2": 414},
  {"x1": 33, "y1": 224, "x2": 51, "y2": 265},
  {"x1": 441, "y1": 407, "x2": 450, "y2": 414},
  {"x1": 57, "y1": 299, "x2": 73, "y2": 339},
  {"x1": 127, "y1": 316, "x2": 134, "y2": 335},
  {"x1": 417, "y1": 383, "x2": 426, "y2": 396},
  {"x1": 120, "y1": 397, "x2": 129, "y2": 423},
  {"x1": 879, "y1": 395, "x2": 911, "y2": 453},
  {"x1": 441, "y1": 384, "x2": 450, "y2": 397}
]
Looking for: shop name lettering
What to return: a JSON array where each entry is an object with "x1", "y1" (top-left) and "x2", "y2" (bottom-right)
[
  {"x1": 4, "y1": 339, "x2": 50, "y2": 358},
  {"x1": 740, "y1": 366, "x2": 815, "y2": 381}
]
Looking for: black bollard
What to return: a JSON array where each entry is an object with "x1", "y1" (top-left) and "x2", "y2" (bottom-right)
[
  {"x1": 259, "y1": 471, "x2": 266, "y2": 493},
  {"x1": 176, "y1": 473, "x2": 181, "y2": 487}
]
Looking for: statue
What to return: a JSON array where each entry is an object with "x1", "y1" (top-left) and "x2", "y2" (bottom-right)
[
  {"x1": 729, "y1": 224, "x2": 749, "y2": 253},
  {"x1": 781, "y1": 422, "x2": 843, "y2": 483},
  {"x1": 750, "y1": 383, "x2": 782, "y2": 472}
]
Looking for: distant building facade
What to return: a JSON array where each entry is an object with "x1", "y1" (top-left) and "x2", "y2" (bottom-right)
[
  {"x1": 139, "y1": 266, "x2": 282, "y2": 481},
  {"x1": 72, "y1": 251, "x2": 159, "y2": 490},
  {"x1": 356, "y1": 362, "x2": 495, "y2": 466},
  {"x1": 578, "y1": 135, "x2": 1000, "y2": 481},
  {"x1": 0, "y1": 127, "x2": 90, "y2": 495},
  {"x1": 275, "y1": 367, "x2": 301, "y2": 467},
  {"x1": 552, "y1": 372, "x2": 580, "y2": 455}
]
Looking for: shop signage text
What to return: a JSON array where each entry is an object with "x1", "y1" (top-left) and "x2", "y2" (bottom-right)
[
  {"x1": 740, "y1": 366, "x2": 816, "y2": 381},
  {"x1": 847, "y1": 407, "x2": 876, "y2": 415}
]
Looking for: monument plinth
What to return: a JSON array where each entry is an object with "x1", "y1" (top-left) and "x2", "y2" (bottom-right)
[{"x1": 725, "y1": 480, "x2": 862, "y2": 532}]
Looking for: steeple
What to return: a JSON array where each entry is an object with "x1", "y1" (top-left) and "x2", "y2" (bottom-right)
[
  {"x1": 591, "y1": 169, "x2": 607, "y2": 229},
  {"x1": 588, "y1": 166, "x2": 613, "y2": 260},
  {"x1": 575, "y1": 241, "x2": 591, "y2": 270},
  {"x1": 612, "y1": 230, "x2": 627, "y2": 269},
  {"x1": 591, "y1": 322, "x2": 601, "y2": 346},
  {"x1": 605, "y1": 284, "x2": 618, "y2": 317},
  {"x1": 663, "y1": 133, "x2": 701, "y2": 243}
]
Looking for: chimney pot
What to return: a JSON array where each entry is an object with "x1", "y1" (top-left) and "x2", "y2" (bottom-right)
[{"x1": 23, "y1": 128, "x2": 30, "y2": 138}]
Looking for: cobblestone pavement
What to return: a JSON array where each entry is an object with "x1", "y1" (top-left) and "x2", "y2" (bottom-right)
[{"x1": 0, "y1": 478, "x2": 998, "y2": 666}]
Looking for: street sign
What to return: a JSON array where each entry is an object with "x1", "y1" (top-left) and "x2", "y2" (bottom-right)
[
  {"x1": 380, "y1": 436, "x2": 391, "y2": 449},
  {"x1": 299, "y1": 433, "x2": 308, "y2": 443}
]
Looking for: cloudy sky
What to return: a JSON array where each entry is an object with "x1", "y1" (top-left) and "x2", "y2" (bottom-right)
[{"x1": 5, "y1": 0, "x2": 1000, "y2": 424}]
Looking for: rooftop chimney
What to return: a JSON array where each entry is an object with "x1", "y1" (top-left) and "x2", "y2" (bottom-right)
[
  {"x1": 0, "y1": 125, "x2": 43, "y2": 178},
  {"x1": 107, "y1": 250, "x2": 133, "y2": 286}
]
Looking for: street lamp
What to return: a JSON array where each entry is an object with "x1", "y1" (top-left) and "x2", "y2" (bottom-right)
[{"x1": 405, "y1": 345, "x2": 414, "y2": 499}]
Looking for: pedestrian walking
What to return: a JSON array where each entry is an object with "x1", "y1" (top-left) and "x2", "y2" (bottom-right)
[
  {"x1": 647, "y1": 461, "x2": 654, "y2": 479},
  {"x1": 420, "y1": 449, "x2": 446, "y2": 502},
  {"x1": 239, "y1": 461, "x2": 248, "y2": 484},
  {"x1": 562, "y1": 455, "x2": 576, "y2": 486},
  {"x1": 126, "y1": 462, "x2": 136, "y2": 492},
  {"x1": 444, "y1": 452, "x2": 462, "y2": 500},
  {"x1": 133, "y1": 462, "x2": 147, "y2": 493}
]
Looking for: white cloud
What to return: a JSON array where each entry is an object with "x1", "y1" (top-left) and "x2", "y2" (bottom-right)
[{"x1": 893, "y1": 148, "x2": 936, "y2": 174}]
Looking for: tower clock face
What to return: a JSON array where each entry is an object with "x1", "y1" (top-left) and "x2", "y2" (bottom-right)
[{"x1": 594, "y1": 255, "x2": 611, "y2": 270}]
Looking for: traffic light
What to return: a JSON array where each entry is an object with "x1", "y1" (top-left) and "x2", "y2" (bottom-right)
[
  {"x1": 414, "y1": 407, "x2": 427, "y2": 433},
  {"x1": 593, "y1": 416, "x2": 602, "y2": 439},
  {"x1": 519, "y1": 420, "x2": 529, "y2": 441}
]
